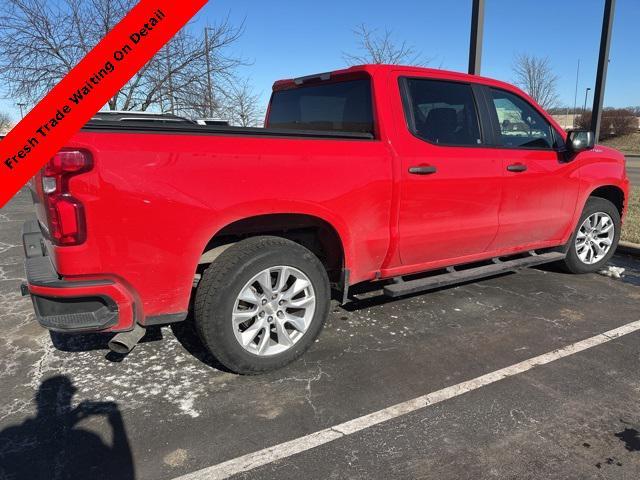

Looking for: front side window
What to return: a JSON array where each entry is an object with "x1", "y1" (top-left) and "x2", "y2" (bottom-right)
[
  {"x1": 268, "y1": 78, "x2": 374, "y2": 134},
  {"x1": 489, "y1": 88, "x2": 553, "y2": 149},
  {"x1": 402, "y1": 78, "x2": 482, "y2": 146},
  {"x1": 552, "y1": 128, "x2": 566, "y2": 149}
]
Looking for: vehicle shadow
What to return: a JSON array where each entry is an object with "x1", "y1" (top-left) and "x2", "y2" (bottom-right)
[
  {"x1": 171, "y1": 315, "x2": 234, "y2": 373},
  {"x1": 49, "y1": 327, "x2": 164, "y2": 362},
  {"x1": 0, "y1": 375, "x2": 134, "y2": 480},
  {"x1": 341, "y1": 271, "x2": 517, "y2": 312},
  {"x1": 609, "y1": 253, "x2": 640, "y2": 286},
  {"x1": 535, "y1": 253, "x2": 640, "y2": 286}
]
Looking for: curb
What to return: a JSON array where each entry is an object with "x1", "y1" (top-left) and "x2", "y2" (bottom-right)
[
  {"x1": 618, "y1": 241, "x2": 640, "y2": 257},
  {"x1": 623, "y1": 153, "x2": 640, "y2": 158}
]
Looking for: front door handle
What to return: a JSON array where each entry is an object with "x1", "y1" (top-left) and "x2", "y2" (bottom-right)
[
  {"x1": 408, "y1": 165, "x2": 437, "y2": 175},
  {"x1": 507, "y1": 163, "x2": 527, "y2": 172}
]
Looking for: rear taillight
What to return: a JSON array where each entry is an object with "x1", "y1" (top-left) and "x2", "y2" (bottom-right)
[{"x1": 42, "y1": 150, "x2": 92, "y2": 246}]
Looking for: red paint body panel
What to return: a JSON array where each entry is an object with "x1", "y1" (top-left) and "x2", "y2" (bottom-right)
[
  {"x1": 57, "y1": 133, "x2": 393, "y2": 324},
  {"x1": 26, "y1": 65, "x2": 628, "y2": 332},
  {"x1": 490, "y1": 148, "x2": 581, "y2": 250},
  {"x1": 387, "y1": 69, "x2": 503, "y2": 266}
]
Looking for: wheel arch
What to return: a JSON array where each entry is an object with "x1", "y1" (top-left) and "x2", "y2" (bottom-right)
[
  {"x1": 559, "y1": 181, "x2": 627, "y2": 249},
  {"x1": 587, "y1": 184, "x2": 625, "y2": 218},
  {"x1": 197, "y1": 213, "x2": 349, "y2": 289}
]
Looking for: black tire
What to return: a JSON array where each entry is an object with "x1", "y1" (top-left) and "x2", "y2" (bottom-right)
[
  {"x1": 561, "y1": 197, "x2": 621, "y2": 274},
  {"x1": 194, "y1": 236, "x2": 330, "y2": 374}
]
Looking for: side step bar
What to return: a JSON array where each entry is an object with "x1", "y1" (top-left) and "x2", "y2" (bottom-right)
[{"x1": 383, "y1": 251, "x2": 566, "y2": 298}]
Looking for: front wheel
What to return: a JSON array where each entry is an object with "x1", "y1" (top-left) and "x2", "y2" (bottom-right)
[
  {"x1": 562, "y1": 197, "x2": 621, "y2": 274},
  {"x1": 194, "y1": 236, "x2": 330, "y2": 374}
]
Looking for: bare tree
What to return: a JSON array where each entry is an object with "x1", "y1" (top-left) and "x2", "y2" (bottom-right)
[
  {"x1": 512, "y1": 53, "x2": 559, "y2": 110},
  {"x1": 0, "y1": 111, "x2": 12, "y2": 132},
  {"x1": 170, "y1": 71, "x2": 264, "y2": 126},
  {"x1": 626, "y1": 106, "x2": 640, "y2": 116},
  {"x1": 219, "y1": 80, "x2": 263, "y2": 127},
  {"x1": 0, "y1": 0, "x2": 249, "y2": 115},
  {"x1": 343, "y1": 24, "x2": 429, "y2": 66}
]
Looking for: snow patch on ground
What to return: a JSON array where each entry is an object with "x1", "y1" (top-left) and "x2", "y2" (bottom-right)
[
  {"x1": 26, "y1": 333, "x2": 218, "y2": 419},
  {"x1": 598, "y1": 266, "x2": 625, "y2": 279},
  {"x1": 179, "y1": 397, "x2": 200, "y2": 418},
  {"x1": 0, "y1": 242, "x2": 17, "y2": 255},
  {"x1": 0, "y1": 243, "x2": 223, "y2": 423}
]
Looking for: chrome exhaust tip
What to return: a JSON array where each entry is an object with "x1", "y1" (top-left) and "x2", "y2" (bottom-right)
[{"x1": 108, "y1": 324, "x2": 145, "y2": 354}]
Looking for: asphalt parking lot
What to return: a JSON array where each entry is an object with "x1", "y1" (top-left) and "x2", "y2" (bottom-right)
[{"x1": 1, "y1": 188, "x2": 640, "y2": 480}]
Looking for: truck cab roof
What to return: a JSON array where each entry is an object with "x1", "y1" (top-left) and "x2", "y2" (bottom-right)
[{"x1": 272, "y1": 64, "x2": 518, "y2": 93}]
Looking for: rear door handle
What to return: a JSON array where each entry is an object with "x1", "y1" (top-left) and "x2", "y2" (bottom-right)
[
  {"x1": 408, "y1": 165, "x2": 437, "y2": 175},
  {"x1": 507, "y1": 163, "x2": 527, "y2": 172}
]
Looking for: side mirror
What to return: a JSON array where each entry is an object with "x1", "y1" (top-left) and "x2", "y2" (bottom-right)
[{"x1": 567, "y1": 130, "x2": 595, "y2": 152}]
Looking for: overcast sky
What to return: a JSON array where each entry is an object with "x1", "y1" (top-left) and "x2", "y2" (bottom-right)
[{"x1": 1, "y1": 0, "x2": 638, "y2": 120}]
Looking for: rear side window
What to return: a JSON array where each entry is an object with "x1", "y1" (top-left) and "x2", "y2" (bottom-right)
[
  {"x1": 268, "y1": 79, "x2": 374, "y2": 134},
  {"x1": 402, "y1": 78, "x2": 482, "y2": 146},
  {"x1": 489, "y1": 88, "x2": 553, "y2": 149}
]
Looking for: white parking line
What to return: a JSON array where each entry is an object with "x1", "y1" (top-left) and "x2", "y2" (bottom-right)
[{"x1": 173, "y1": 319, "x2": 640, "y2": 480}]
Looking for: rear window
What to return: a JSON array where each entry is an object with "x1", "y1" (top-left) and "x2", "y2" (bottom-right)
[{"x1": 268, "y1": 79, "x2": 374, "y2": 134}]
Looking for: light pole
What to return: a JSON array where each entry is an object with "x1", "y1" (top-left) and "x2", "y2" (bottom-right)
[
  {"x1": 204, "y1": 27, "x2": 215, "y2": 118},
  {"x1": 468, "y1": 0, "x2": 485, "y2": 75},
  {"x1": 591, "y1": 0, "x2": 616, "y2": 141},
  {"x1": 572, "y1": 59, "x2": 580, "y2": 127},
  {"x1": 583, "y1": 87, "x2": 591, "y2": 114},
  {"x1": 17, "y1": 103, "x2": 26, "y2": 119}
]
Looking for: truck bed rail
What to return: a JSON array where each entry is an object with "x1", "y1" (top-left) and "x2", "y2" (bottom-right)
[{"x1": 82, "y1": 121, "x2": 375, "y2": 140}]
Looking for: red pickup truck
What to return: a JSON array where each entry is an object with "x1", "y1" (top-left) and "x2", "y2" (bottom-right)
[{"x1": 22, "y1": 65, "x2": 629, "y2": 373}]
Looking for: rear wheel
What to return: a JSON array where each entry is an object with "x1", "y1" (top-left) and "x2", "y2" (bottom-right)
[
  {"x1": 562, "y1": 197, "x2": 621, "y2": 274},
  {"x1": 194, "y1": 236, "x2": 330, "y2": 374}
]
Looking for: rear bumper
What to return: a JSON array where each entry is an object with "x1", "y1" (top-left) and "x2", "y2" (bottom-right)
[{"x1": 22, "y1": 220, "x2": 136, "y2": 333}]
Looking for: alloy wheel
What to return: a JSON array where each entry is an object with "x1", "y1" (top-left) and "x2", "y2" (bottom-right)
[
  {"x1": 575, "y1": 212, "x2": 615, "y2": 265},
  {"x1": 232, "y1": 266, "x2": 316, "y2": 356}
]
